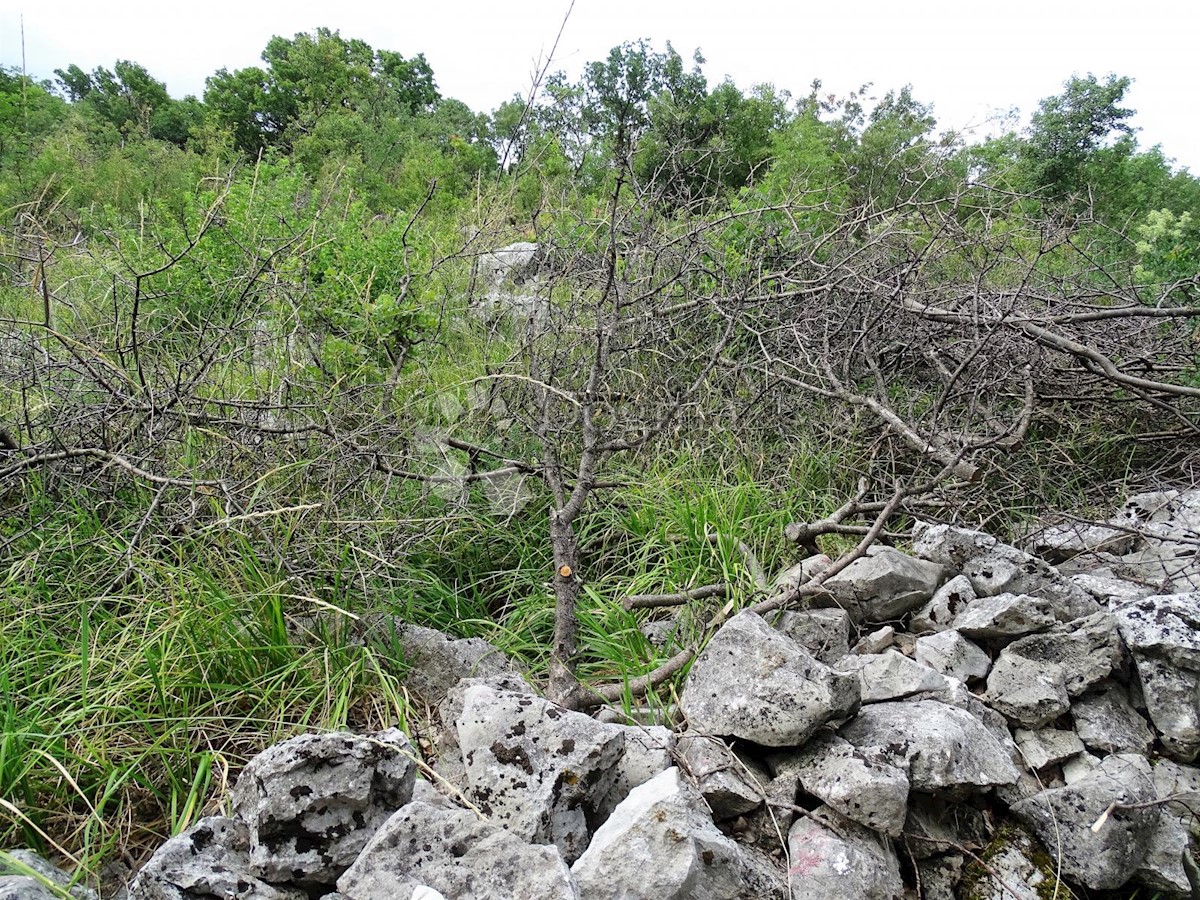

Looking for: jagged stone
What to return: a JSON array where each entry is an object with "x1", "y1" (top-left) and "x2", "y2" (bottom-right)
[
  {"x1": 456, "y1": 683, "x2": 624, "y2": 862},
  {"x1": 128, "y1": 817, "x2": 306, "y2": 900},
  {"x1": 1026, "y1": 520, "x2": 1136, "y2": 561},
  {"x1": 1113, "y1": 593, "x2": 1200, "y2": 760},
  {"x1": 0, "y1": 852, "x2": 96, "y2": 900},
  {"x1": 913, "y1": 523, "x2": 1100, "y2": 621},
  {"x1": 1071, "y1": 570, "x2": 1153, "y2": 605},
  {"x1": 571, "y1": 768, "x2": 786, "y2": 900},
  {"x1": 1010, "y1": 753, "x2": 1157, "y2": 890},
  {"x1": 477, "y1": 241, "x2": 539, "y2": 287},
  {"x1": 959, "y1": 828, "x2": 1057, "y2": 900},
  {"x1": 838, "y1": 699, "x2": 1020, "y2": 792},
  {"x1": 596, "y1": 724, "x2": 674, "y2": 819},
  {"x1": 679, "y1": 611, "x2": 860, "y2": 747},
  {"x1": 230, "y1": 729, "x2": 417, "y2": 889},
  {"x1": 772, "y1": 608, "x2": 850, "y2": 664},
  {"x1": 902, "y1": 794, "x2": 992, "y2": 860},
  {"x1": 789, "y1": 732, "x2": 909, "y2": 836},
  {"x1": 1110, "y1": 490, "x2": 1200, "y2": 592},
  {"x1": 771, "y1": 554, "x2": 833, "y2": 595},
  {"x1": 1137, "y1": 759, "x2": 1200, "y2": 895},
  {"x1": 359, "y1": 619, "x2": 518, "y2": 704},
  {"x1": 787, "y1": 806, "x2": 904, "y2": 899},
  {"x1": 951, "y1": 593, "x2": 1056, "y2": 640},
  {"x1": 675, "y1": 733, "x2": 764, "y2": 820},
  {"x1": 1002, "y1": 612, "x2": 1125, "y2": 697},
  {"x1": 1061, "y1": 751, "x2": 1103, "y2": 784},
  {"x1": 336, "y1": 801, "x2": 575, "y2": 900},
  {"x1": 850, "y1": 625, "x2": 896, "y2": 655},
  {"x1": 984, "y1": 651, "x2": 1070, "y2": 728},
  {"x1": 835, "y1": 650, "x2": 949, "y2": 702},
  {"x1": 914, "y1": 630, "x2": 991, "y2": 683},
  {"x1": 1071, "y1": 685, "x2": 1155, "y2": 753},
  {"x1": 434, "y1": 672, "x2": 533, "y2": 790},
  {"x1": 915, "y1": 855, "x2": 963, "y2": 900},
  {"x1": 1013, "y1": 727, "x2": 1085, "y2": 770},
  {"x1": 812, "y1": 546, "x2": 945, "y2": 624},
  {"x1": 909, "y1": 574, "x2": 976, "y2": 633}
]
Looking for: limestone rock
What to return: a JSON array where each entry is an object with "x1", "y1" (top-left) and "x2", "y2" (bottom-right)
[
  {"x1": 128, "y1": 817, "x2": 305, "y2": 900},
  {"x1": 1003, "y1": 612, "x2": 1125, "y2": 697},
  {"x1": 1010, "y1": 753, "x2": 1156, "y2": 890},
  {"x1": 959, "y1": 828, "x2": 1056, "y2": 900},
  {"x1": 1131, "y1": 655, "x2": 1200, "y2": 760},
  {"x1": 336, "y1": 801, "x2": 575, "y2": 900},
  {"x1": 951, "y1": 593, "x2": 1056, "y2": 640},
  {"x1": 787, "y1": 807, "x2": 904, "y2": 900},
  {"x1": 790, "y1": 732, "x2": 909, "y2": 836},
  {"x1": 1013, "y1": 727, "x2": 1085, "y2": 771},
  {"x1": 477, "y1": 241, "x2": 538, "y2": 287},
  {"x1": 675, "y1": 733, "x2": 764, "y2": 820},
  {"x1": 572, "y1": 767, "x2": 786, "y2": 900},
  {"x1": 1071, "y1": 570, "x2": 1153, "y2": 605},
  {"x1": 772, "y1": 608, "x2": 850, "y2": 664},
  {"x1": 434, "y1": 672, "x2": 533, "y2": 790},
  {"x1": 984, "y1": 651, "x2": 1070, "y2": 729},
  {"x1": 813, "y1": 546, "x2": 945, "y2": 624},
  {"x1": 0, "y1": 852, "x2": 96, "y2": 900},
  {"x1": 838, "y1": 699, "x2": 1020, "y2": 792},
  {"x1": 1026, "y1": 520, "x2": 1136, "y2": 562},
  {"x1": 1114, "y1": 592, "x2": 1200, "y2": 668},
  {"x1": 1072, "y1": 686, "x2": 1155, "y2": 754},
  {"x1": 679, "y1": 611, "x2": 860, "y2": 747},
  {"x1": 909, "y1": 574, "x2": 976, "y2": 634},
  {"x1": 914, "y1": 630, "x2": 991, "y2": 683},
  {"x1": 1137, "y1": 758, "x2": 1200, "y2": 895},
  {"x1": 596, "y1": 724, "x2": 674, "y2": 820},
  {"x1": 364, "y1": 619, "x2": 518, "y2": 704},
  {"x1": 230, "y1": 729, "x2": 416, "y2": 888},
  {"x1": 456, "y1": 684, "x2": 624, "y2": 862},
  {"x1": 850, "y1": 626, "x2": 895, "y2": 655},
  {"x1": 835, "y1": 650, "x2": 949, "y2": 703}
]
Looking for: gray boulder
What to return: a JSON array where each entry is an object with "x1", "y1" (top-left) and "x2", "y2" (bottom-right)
[
  {"x1": 1110, "y1": 490, "x2": 1200, "y2": 591},
  {"x1": 1137, "y1": 758, "x2": 1200, "y2": 895},
  {"x1": 1026, "y1": 520, "x2": 1136, "y2": 561},
  {"x1": 128, "y1": 817, "x2": 305, "y2": 900},
  {"x1": 838, "y1": 699, "x2": 1020, "y2": 792},
  {"x1": 789, "y1": 732, "x2": 909, "y2": 836},
  {"x1": 336, "y1": 801, "x2": 576, "y2": 900},
  {"x1": 958, "y1": 828, "x2": 1056, "y2": 900},
  {"x1": 1072, "y1": 685, "x2": 1155, "y2": 754},
  {"x1": 951, "y1": 593, "x2": 1056, "y2": 640},
  {"x1": 595, "y1": 724, "x2": 674, "y2": 819},
  {"x1": 0, "y1": 852, "x2": 96, "y2": 900},
  {"x1": 1002, "y1": 612, "x2": 1125, "y2": 696},
  {"x1": 674, "y1": 733, "x2": 764, "y2": 819},
  {"x1": 361, "y1": 619, "x2": 518, "y2": 704},
  {"x1": 984, "y1": 651, "x2": 1070, "y2": 729},
  {"x1": 909, "y1": 574, "x2": 976, "y2": 633},
  {"x1": 434, "y1": 672, "x2": 533, "y2": 790},
  {"x1": 679, "y1": 611, "x2": 860, "y2": 747},
  {"x1": 912, "y1": 523, "x2": 1099, "y2": 620},
  {"x1": 1114, "y1": 593, "x2": 1200, "y2": 759},
  {"x1": 773, "y1": 608, "x2": 850, "y2": 663},
  {"x1": 1013, "y1": 727, "x2": 1085, "y2": 771},
  {"x1": 914, "y1": 630, "x2": 991, "y2": 683},
  {"x1": 571, "y1": 767, "x2": 786, "y2": 900},
  {"x1": 1010, "y1": 753, "x2": 1157, "y2": 890},
  {"x1": 230, "y1": 729, "x2": 416, "y2": 888},
  {"x1": 1072, "y1": 570, "x2": 1153, "y2": 605},
  {"x1": 477, "y1": 241, "x2": 539, "y2": 287},
  {"x1": 849, "y1": 626, "x2": 895, "y2": 655},
  {"x1": 812, "y1": 546, "x2": 945, "y2": 623},
  {"x1": 787, "y1": 807, "x2": 903, "y2": 900},
  {"x1": 456, "y1": 684, "x2": 624, "y2": 862},
  {"x1": 835, "y1": 650, "x2": 949, "y2": 703}
]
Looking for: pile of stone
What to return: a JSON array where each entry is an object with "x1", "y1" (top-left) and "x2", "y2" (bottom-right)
[{"x1": 5, "y1": 488, "x2": 1200, "y2": 899}]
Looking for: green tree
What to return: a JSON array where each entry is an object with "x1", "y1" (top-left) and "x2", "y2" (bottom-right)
[{"x1": 1023, "y1": 73, "x2": 1133, "y2": 199}]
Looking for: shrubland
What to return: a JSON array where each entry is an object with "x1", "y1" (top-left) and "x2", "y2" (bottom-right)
[{"x1": 1, "y1": 31, "x2": 1198, "y2": 882}]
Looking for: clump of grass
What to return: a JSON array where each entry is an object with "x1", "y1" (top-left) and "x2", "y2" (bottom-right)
[{"x1": 0, "y1": 495, "x2": 412, "y2": 881}]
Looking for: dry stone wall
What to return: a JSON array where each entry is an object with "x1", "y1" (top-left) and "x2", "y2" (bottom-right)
[{"x1": 4, "y1": 488, "x2": 1200, "y2": 899}]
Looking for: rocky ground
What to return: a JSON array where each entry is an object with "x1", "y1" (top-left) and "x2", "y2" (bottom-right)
[{"x1": 4, "y1": 488, "x2": 1200, "y2": 899}]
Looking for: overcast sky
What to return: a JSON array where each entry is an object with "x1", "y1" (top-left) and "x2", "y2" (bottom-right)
[{"x1": 1, "y1": 0, "x2": 1196, "y2": 171}]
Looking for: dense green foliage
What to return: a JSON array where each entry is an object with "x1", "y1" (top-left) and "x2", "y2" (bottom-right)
[{"x1": 2, "y1": 30, "x2": 1200, "y2": 889}]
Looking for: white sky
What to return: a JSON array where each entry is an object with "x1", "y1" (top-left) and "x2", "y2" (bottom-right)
[{"x1": 1, "y1": 0, "x2": 1196, "y2": 172}]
